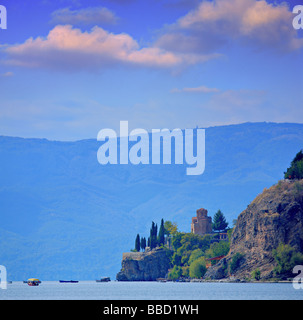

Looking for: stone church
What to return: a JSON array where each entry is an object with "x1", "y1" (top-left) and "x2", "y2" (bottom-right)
[{"x1": 191, "y1": 208, "x2": 212, "y2": 236}]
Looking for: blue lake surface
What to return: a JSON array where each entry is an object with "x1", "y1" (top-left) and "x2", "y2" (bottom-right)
[{"x1": 1, "y1": 281, "x2": 303, "y2": 300}]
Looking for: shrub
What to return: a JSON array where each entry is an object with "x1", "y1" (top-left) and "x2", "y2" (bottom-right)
[
  {"x1": 182, "y1": 266, "x2": 189, "y2": 278},
  {"x1": 168, "y1": 265, "x2": 182, "y2": 280},
  {"x1": 284, "y1": 150, "x2": 303, "y2": 180},
  {"x1": 205, "y1": 241, "x2": 230, "y2": 260},
  {"x1": 189, "y1": 257, "x2": 207, "y2": 279},
  {"x1": 171, "y1": 252, "x2": 182, "y2": 266},
  {"x1": 292, "y1": 181, "x2": 303, "y2": 203},
  {"x1": 272, "y1": 243, "x2": 303, "y2": 277},
  {"x1": 251, "y1": 268, "x2": 261, "y2": 281},
  {"x1": 230, "y1": 253, "x2": 245, "y2": 274},
  {"x1": 188, "y1": 249, "x2": 204, "y2": 265}
]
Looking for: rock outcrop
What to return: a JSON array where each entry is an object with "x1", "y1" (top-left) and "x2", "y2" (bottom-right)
[
  {"x1": 205, "y1": 179, "x2": 303, "y2": 280},
  {"x1": 116, "y1": 248, "x2": 171, "y2": 281}
]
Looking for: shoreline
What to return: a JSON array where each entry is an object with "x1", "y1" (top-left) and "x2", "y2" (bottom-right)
[{"x1": 6, "y1": 279, "x2": 294, "y2": 284}]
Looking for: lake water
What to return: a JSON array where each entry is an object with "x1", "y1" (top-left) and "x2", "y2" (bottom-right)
[{"x1": 1, "y1": 281, "x2": 303, "y2": 300}]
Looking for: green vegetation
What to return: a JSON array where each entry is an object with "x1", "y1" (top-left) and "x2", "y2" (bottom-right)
[
  {"x1": 205, "y1": 241, "x2": 230, "y2": 263},
  {"x1": 212, "y1": 209, "x2": 229, "y2": 232},
  {"x1": 149, "y1": 221, "x2": 158, "y2": 249},
  {"x1": 284, "y1": 150, "x2": 303, "y2": 180},
  {"x1": 188, "y1": 249, "x2": 204, "y2": 265},
  {"x1": 131, "y1": 175, "x2": 303, "y2": 281},
  {"x1": 189, "y1": 257, "x2": 207, "y2": 279},
  {"x1": 133, "y1": 219, "x2": 173, "y2": 252},
  {"x1": 272, "y1": 243, "x2": 303, "y2": 278},
  {"x1": 171, "y1": 232, "x2": 211, "y2": 266},
  {"x1": 158, "y1": 219, "x2": 165, "y2": 247},
  {"x1": 167, "y1": 231, "x2": 211, "y2": 280},
  {"x1": 251, "y1": 268, "x2": 261, "y2": 281},
  {"x1": 167, "y1": 229, "x2": 231, "y2": 280},
  {"x1": 133, "y1": 216, "x2": 234, "y2": 280},
  {"x1": 135, "y1": 234, "x2": 140, "y2": 252},
  {"x1": 164, "y1": 221, "x2": 178, "y2": 237},
  {"x1": 168, "y1": 265, "x2": 183, "y2": 280},
  {"x1": 229, "y1": 253, "x2": 245, "y2": 274},
  {"x1": 292, "y1": 180, "x2": 303, "y2": 203},
  {"x1": 140, "y1": 237, "x2": 146, "y2": 251},
  {"x1": 133, "y1": 220, "x2": 162, "y2": 252}
]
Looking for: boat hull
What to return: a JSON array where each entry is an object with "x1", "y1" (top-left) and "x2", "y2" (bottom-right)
[
  {"x1": 96, "y1": 277, "x2": 111, "y2": 282},
  {"x1": 27, "y1": 281, "x2": 40, "y2": 286}
]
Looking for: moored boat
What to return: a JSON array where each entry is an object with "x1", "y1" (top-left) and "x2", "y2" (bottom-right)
[
  {"x1": 96, "y1": 277, "x2": 111, "y2": 282},
  {"x1": 59, "y1": 280, "x2": 79, "y2": 283},
  {"x1": 27, "y1": 278, "x2": 41, "y2": 286}
]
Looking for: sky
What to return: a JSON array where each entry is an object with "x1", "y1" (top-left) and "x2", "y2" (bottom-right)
[{"x1": 0, "y1": 0, "x2": 302, "y2": 140}]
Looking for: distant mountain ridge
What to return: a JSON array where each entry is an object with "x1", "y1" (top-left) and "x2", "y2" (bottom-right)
[{"x1": 0, "y1": 122, "x2": 303, "y2": 280}]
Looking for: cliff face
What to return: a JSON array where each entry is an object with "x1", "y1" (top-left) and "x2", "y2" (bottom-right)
[
  {"x1": 116, "y1": 248, "x2": 171, "y2": 281},
  {"x1": 206, "y1": 179, "x2": 303, "y2": 279}
]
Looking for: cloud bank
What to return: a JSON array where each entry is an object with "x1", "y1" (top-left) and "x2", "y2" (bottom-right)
[
  {"x1": 3, "y1": 25, "x2": 219, "y2": 71},
  {"x1": 156, "y1": 0, "x2": 303, "y2": 53},
  {"x1": 2, "y1": 0, "x2": 302, "y2": 72}
]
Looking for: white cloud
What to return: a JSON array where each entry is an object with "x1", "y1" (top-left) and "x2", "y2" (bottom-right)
[
  {"x1": 3, "y1": 25, "x2": 219, "y2": 71},
  {"x1": 50, "y1": 6, "x2": 118, "y2": 26},
  {"x1": 156, "y1": 0, "x2": 303, "y2": 53},
  {"x1": 171, "y1": 85, "x2": 220, "y2": 93},
  {"x1": 3, "y1": 0, "x2": 300, "y2": 73},
  {"x1": 0, "y1": 71, "x2": 13, "y2": 77},
  {"x1": 205, "y1": 89, "x2": 268, "y2": 118}
]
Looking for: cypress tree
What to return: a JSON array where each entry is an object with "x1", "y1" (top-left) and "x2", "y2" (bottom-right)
[
  {"x1": 158, "y1": 218, "x2": 165, "y2": 246},
  {"x1": 150, "y1": 221, "x2": 158, "y2": 249},
  {"x1": 140, "y1": 237, "x2": 146, "y2": 251},
  {"x1": 135, "y1": 234, "x2": 141, "y2": 252}
]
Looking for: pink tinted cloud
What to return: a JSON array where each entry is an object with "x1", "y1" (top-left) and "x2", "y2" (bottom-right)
[
  {"x1": 4, "y1": 25, "x2": 219, "y2": 71},
  {"x1": 157, "y1": 0, "x2": 303, "y2": 53}
]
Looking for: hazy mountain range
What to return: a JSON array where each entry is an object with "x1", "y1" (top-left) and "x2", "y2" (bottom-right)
[{"x1": 1, "y1": 122, "x2": 303, "y2": 280}]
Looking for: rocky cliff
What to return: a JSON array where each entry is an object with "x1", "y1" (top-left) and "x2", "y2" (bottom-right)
[
  {"x1": 116, "y1": 248, "x2": 171, "y2": 281},
  {"x1": 205, "y1": 179, "x2": 303, "y2": 280}
]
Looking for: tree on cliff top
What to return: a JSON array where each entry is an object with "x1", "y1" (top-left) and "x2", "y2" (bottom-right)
[
  {"x1": 164, "y1": 221, "x2": 178, "y2": 237},
  {"x1": 212, "y1": 210, "x2": 228, "y2": 232},
  {"x1": 140, "y1": 237, "x2": 146, "y2": 251},
  {"x1": 149, "y1": 221, "x2": 158, "y2": 249},
  {"x1": 158, "y1": 219, "x2": 165, "y2": 246},
  {"x1": 135, "y1": 234, "x2": 141, "y2": 252},
  {"x1": 284, "y1": 150, "x2": 303, "y2": 180}
]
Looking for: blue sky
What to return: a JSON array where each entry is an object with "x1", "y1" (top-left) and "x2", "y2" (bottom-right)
[{"x1": 0, "y1": 0, "x2": 302, "y2": 140}]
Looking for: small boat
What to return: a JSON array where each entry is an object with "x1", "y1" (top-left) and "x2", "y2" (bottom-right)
[
  {"x1": 27, "y1": 278, "x2": 41, "y2": 286},
  {"x1": 59, "y1": 280, "x2": 79, "y2": 283},
  {"x1": 96, "y1": 277, "x2": 111, "y2": 282}
]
